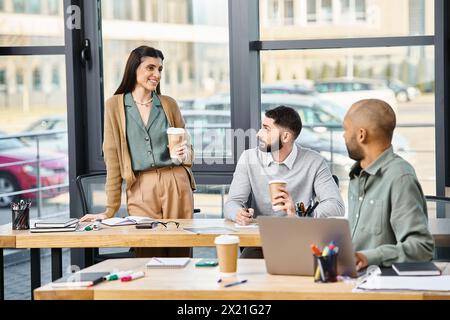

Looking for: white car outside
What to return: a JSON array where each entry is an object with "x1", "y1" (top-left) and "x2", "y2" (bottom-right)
[{"x1": 315, "y1": 78, "x2": 398, "y2": 114}]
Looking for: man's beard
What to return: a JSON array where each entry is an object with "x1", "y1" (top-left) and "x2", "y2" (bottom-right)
[
  {"x1": 259, "y1": 137, "x2": 283, "y2": 153},
  {"x1": 346, "y1": 138, "x2": 364, "y2": 161}
]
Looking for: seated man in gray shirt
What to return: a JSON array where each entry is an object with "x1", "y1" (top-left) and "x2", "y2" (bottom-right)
[
  {"x1": 224, "y1": 106, "x2": 344, "y2": 257},
  {"x1": 343, "y1": 99, "x2": 434, "y2": 271}
]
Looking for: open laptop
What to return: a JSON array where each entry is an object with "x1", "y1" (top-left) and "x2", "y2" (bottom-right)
[{"x1": 258, "y1": 216, "x2": 358, "y2": 278}]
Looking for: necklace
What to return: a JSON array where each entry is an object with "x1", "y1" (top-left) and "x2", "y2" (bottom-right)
[{"x1": 132, "y1": 94, "x2": 153, "y2": 106}]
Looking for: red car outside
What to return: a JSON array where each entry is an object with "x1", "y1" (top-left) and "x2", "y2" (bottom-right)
[{"x1": 0, "y1": 132, "x2": 68, "y2": 208}]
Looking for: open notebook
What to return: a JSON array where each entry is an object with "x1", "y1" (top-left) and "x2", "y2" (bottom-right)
[
  {"x1": 101, "y1": 216, "x2": 154, "y2": 226},
  {"x1": 146, "y1": 258, "x2": 190, "y2": 269}
]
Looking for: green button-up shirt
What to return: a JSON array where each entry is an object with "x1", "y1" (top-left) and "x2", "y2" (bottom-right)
[
  {"x1": 124, "y1": 92, "x2": 173, "y2": 171},
  {"x1": 348, "y1": 146, "x2": 434, "y2": 267}
]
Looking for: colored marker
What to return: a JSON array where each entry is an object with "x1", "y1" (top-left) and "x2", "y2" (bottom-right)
[
  {"x1": 300, "y1": 202, "x2": 305, "y2": 215},
  {"x1": 310, "y1": 244, "x2": 322, "y2": 257},
  {"x1": 104, "y1": 270, "x2": 134, "y2": 281},
  {"x1": 121, "y1": 271, "x2": 145, "y2": 282}
]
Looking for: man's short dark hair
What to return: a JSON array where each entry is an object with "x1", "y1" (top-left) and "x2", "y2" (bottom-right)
[{"x1": 265, "y1": 105, "x2": 302, "y2": 139}]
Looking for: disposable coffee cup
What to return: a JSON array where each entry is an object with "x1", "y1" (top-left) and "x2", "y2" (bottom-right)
[
  {"x1": 167, "y1": 127, "x2": 185, "y2": 159},
  {"x1": 269, "y1": 180, "x2": 287, "y2": 211},
  {"x1": 215, "y1": 235, "x2": 240, "y2": 278}
]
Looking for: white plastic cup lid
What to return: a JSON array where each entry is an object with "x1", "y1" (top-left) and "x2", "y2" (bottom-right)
[
  {"x1": 167, "y1": 127, "x2": 185, "y2": 135},
  {"x1": 214, "y1": 235, "x2": 240, "y2": 245},
  {"x1": 268, "y1": 180, "x2": 287, "y2": 185}
]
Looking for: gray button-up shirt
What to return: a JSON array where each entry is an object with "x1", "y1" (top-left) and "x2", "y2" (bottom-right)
[
  {"x1": 124, "y1": 92, "x2": 173, "y2": 171},
  {"x1": 348, "y1": 146, "x2": 434, "y2": 266},
  {"x1": 224, "y1": 144, "x2": 344, "y2": 220}
]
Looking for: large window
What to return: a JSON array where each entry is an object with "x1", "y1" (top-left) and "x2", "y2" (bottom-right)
[
  {"x1": 261, "y1": 0, "x2": 434, "y2": 40},
  {"x1": 258, "y1": 0, "x2": 438, "y2": 215},
  {"x1": 261, "y1": 46, "x2": 435, "y2": 205},
  {"x1": 101, "y1": 0, "x2": 231, "y2": 214},
  {"x1": 0, "y1": 55, "x2": 68, "y2": 221},
  {"x1": 0, "y1": 1, "x2": 69, "y2": 299},
  {"x1": 0, "y1": 0, "x2": 65, "y2": 46}
]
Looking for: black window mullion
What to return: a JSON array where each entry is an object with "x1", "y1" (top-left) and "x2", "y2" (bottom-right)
[{"x1": 252, "y1": 35, "x2": 434, "y2": 51}]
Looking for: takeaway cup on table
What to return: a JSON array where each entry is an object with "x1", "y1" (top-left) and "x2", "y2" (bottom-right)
[{"x1": 215, "y1": 235, "x2": 240, "y2": 278}]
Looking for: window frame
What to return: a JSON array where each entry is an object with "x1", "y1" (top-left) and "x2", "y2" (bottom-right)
[
  {"x1": 251, "y1": 0, "x2": 448, "y2": 199},
  {"x1": 81, "y1": 0, "x2": 450, "y2": 194}
]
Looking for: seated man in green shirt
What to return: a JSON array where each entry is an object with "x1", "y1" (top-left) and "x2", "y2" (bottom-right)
[{"x1": 343, "y1": 98, "x2": 434, "y2": 271}]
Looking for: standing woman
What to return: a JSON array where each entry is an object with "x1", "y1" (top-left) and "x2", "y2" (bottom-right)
[{"x1": 81, "y1": 46, "x2": 196, "y2": 256}]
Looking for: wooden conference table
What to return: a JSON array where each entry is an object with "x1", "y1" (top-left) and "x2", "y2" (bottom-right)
[
  {"x1": 1, "y1": 218, "x2": 450, "y2": 299},
  {"x1": 0, "y1": 219, "x2": 259, "y2": 299},
  {"x1": 34, "y1": 258, "x2": 450, "y2": 300}
]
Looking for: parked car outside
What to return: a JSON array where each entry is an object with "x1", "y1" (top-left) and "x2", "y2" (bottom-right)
[
  {"x1": 386, "y1": 79, "x2": 420, "y2": 102},
  {"x1": 262, "y1": 80, "x2": 316, "y2": 96},
  {"x1": 0, "y1": 131, "x2": 68, "y2": 208},
  {"x1": 314, "y1": 78, "x2": 398, "y2": 113},
  {"x1": 21, "y1": 115, "x2": 68, "y2": 153}
]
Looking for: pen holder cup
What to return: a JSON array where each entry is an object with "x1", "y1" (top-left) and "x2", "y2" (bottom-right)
[
  {"x1": 12, "y1": 206, "x2": 30, "y2": 230},
  {"x1": 313, "y1": 254, "x2": 338, "y2": 283}
]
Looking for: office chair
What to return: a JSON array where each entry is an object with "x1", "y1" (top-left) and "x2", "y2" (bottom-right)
[
  {"x1": 76, "y1": 172, "x2": 134, "y2": 264},
  {"x1": 425, "y1": 195, "x2": 450, "y2": 261}
]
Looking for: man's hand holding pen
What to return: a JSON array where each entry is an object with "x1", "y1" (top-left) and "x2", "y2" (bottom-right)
[{"x1": 236, "y1": 207, "x2": 255, "y2": 225}]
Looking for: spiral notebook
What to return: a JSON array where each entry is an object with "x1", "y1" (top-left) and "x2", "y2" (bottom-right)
[{"x1": 146, "y1": 257, "x2": 191, "y2": 269}]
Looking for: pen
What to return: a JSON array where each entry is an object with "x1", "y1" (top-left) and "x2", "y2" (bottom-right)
[
  {"x1": 304, "y1": 200, "x2": 312, "y2": 217},
  {"x1": 322, "y1": 246, "x2": 330, "y2": 256},
  {"x1": 121, "y1": 271, "x2": 145, "y2": 282},
  {"x1": 153, "y1": 257, "x2": 163, "y2": 263},
  {"x1": 242, "y1": 202, "x2": 254, "y2": 222},
  {"x1": 306, "y1": 201, "x2": 320, "y2": 217},
  {"x1": 223, "y1": 279, "x2": 248, "y2": 288}
]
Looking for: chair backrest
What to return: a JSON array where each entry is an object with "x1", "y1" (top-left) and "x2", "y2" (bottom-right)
[{"x1": 76, "y1": 172, "x2": 128, "y2": 217}]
